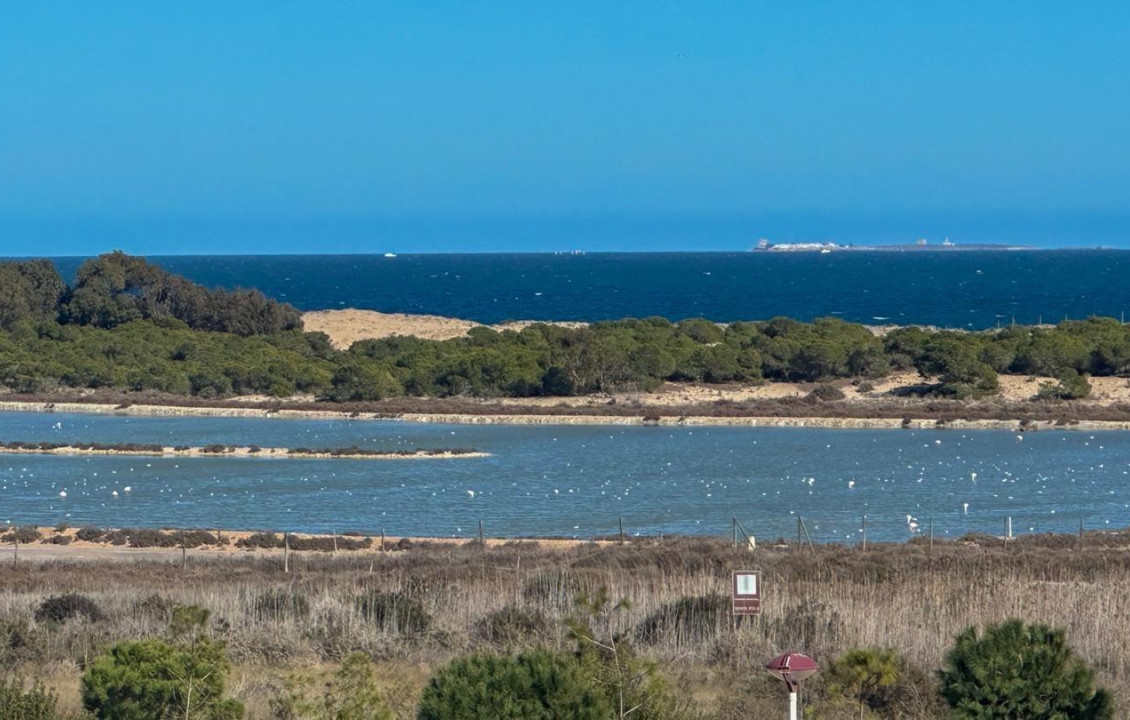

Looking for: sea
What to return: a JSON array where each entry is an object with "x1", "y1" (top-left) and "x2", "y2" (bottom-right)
[{"x1": 48, "y1": 249, "x2": 1130, "y2": 328}]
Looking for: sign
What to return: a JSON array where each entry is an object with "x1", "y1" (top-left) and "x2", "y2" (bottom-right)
[{"x1": 732, "y1": 570, "x2": 761, "y2": 616}]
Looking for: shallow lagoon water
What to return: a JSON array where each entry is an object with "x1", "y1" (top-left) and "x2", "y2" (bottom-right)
[{"x1": 0, "y1": 412, "x2": 1127, "y2": 543}]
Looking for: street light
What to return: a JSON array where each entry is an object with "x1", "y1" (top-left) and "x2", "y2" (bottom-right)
[{"x1": 766, "y1": 652, "x2": 818, "y2": 720}]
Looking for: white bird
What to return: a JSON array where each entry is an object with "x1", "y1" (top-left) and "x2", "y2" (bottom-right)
[
  {"x1": 1016, "y1": 435, "x2": 1024, "y2": 441},
  {"x1": 111, "y1": 491, "x2": 118, "y2": 497},
  {"x1": 58, "y1": 490, "x2": 67, "y2": 498},
  {"x1": 848, "y1": 481, "x2": 855, "y2": 489},
  {"x1": 963, "y1": 502, "x2": 969, "y2": 514},
  {"x1": 466, "y1": 490, "x2": 475, "y2": 499},
  {"x1": 971, "y1": 472, "x2": 977, "y2": 484},
  {"x1": 123, "y1": 486, "x2": 131, "y2": 493}
]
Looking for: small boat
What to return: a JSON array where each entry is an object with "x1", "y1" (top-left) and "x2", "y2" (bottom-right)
[{"x1": 383, "y1": 252, "x2": 397, "y2": 258}]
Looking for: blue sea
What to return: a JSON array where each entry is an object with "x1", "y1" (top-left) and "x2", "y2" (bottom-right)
[{"x1": 48, "y1": 250, "x2": 1130, "y2": 328}]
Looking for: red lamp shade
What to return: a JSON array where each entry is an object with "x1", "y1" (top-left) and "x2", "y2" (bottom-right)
[{"x1": 766, "y1": 652, "x2": 818, "y2": 691}]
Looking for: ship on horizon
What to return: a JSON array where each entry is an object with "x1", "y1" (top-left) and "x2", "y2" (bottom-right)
[{"x1": 753, "y1": 237, "x2": 1033, "y2": 252}]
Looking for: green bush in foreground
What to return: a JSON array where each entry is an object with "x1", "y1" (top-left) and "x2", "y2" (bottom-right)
[
  {"x1": 418, "y1": 650, "x2": 611, "y2": 720},
  {"x1": 939, "y1": 619, "x2": 1113, "y2": 719},
  {"x1": 0, "y1": 677, "x2": 62, "y2": 720},
  {"x1": 82, "y1": 605, "x2": 244, "y2": 720}
]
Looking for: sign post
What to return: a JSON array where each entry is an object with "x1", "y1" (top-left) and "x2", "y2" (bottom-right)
[
  {"x1": 731, "y1": 570, "x2": 761, "y2": 628},
  {"x1": 766, "y1": 652, "x2": 818, "y2": 720}
]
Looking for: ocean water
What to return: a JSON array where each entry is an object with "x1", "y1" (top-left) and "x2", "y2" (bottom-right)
[
  {"x1": 1, "y1": 412, "x2": 1125, "y2": 543},
  {"x1": 47, "y1": 250, "x2": 1130, "y2": 328}
]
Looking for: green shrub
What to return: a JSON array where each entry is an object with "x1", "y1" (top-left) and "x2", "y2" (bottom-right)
[
  {"x1": 355, "y1": 592, "x2": 429, "y2": 635},
  {"x1": 1037, "y1": 368, "x2": 1093, "y2": 400},
  {"x1": 35, "y1": 594, "x2": 103, "y2": 625},
  {"x1": 75, "y1": 527, "x2": 105, "y2": 542},
  {"x1": 824, "y1": 648, "x2": 900, "y2": 719},
  {"x1": 418, "y1": 650, "x2": 610, "y2": 720},
  {"x1": 82, "y1": 606, "x2": 244, "y2": 720},
  {"x1": 0, "y1": 677, "x2": 61, "y2": 720},
  {"x1": 939, "y1": 618, "x2": 1113, "y2": 719},
  {"x1": 806, "y1": 383, "x2": 846, "y2": 402}
]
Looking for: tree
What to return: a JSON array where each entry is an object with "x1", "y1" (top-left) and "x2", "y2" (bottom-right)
[
  {"x1": 567, "y1": 587, "x2": 680, "y2": 720},
  {"x1": 418, "y1": 650, "x2": 610, "y2": 720},
  {"x1": 825, "y1": 648, "x2": 899, "y2": 720},
  {"x1": 82, "y1": 605, "x2": 244, "y2": 720},
  {"x1": 0, "y1": 678, "x2": 62, "y2": 720},
  {"x1": 0, "y1": 260, "x2": 65, "y2": 329},
  {"x1": 273, "y1": 652, "x2": 392, "y2": 720},
  {"x1": 939, "y1": 619, "x2": 1113, "y2": 719},
  {"x1": 915, "y1": 335, "x2": 999, "y2": 398}
]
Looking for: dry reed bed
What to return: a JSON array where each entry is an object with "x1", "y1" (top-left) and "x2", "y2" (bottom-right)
[{"x1": 3, "y1": 536, "x2": 1130, "y2": 714}]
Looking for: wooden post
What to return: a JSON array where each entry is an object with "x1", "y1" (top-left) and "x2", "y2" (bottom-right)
[
  {"x1": 478, "y1": 520, "x2": 484, "y2": 547},
  {"x1": 796, "y1": 516, "x2": 802, "y2": 548},
  {"x1": 929, "y1": 518, "x2": 934, "y2": 554},
  {"x1": 731, "y1": 517, "x2": 737, "y2": 549},
  {"x1": 181, "y1": 543, "x2": 187, "y2": 571},
  {"x1": 283, "y1": 533, "x2": 290, "y2": 574},
  {"x1": 619, "y1": 517, "x2": 625, "y2": 545},
  {"x1": 861, "y1": 515, "x2": 867, "y2": 551},
  {"x1": 1079, "y1": 518, "x2": 1084, "y2": 550},
  {"x1": 380, "y1": 530, "x2": 385, "y2": 552},
  {"x1": 13, "y1": 538, "x2": 17, "y2": 564},
  {"x1": 332, "y1": 533, "x2": 338, "y2": 555}
]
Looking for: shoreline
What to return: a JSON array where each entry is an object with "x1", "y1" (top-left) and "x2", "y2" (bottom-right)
[
  {"x1": 2, "y1": 398, "x2": 1130, "y2": 431},
  {"x1": 0, "y1": 443, "x2": 488, "y2": 460}
]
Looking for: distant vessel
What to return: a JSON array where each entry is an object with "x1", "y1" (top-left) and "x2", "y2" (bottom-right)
[
  {"x1": 752, "y1": 237, "x2": 1032, "y2": 252},
  {"x1": 383, "y1": 252, "x2": 397, "y2": 258}
]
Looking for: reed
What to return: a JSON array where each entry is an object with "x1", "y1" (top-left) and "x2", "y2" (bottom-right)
[{"x1": 1, "y1": 536, "x2": 1127, "y2": 717}]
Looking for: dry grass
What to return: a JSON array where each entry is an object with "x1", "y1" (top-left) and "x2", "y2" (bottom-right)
[{"x1": 2, "y1": 535, "x2": 1130, "y2": 718}]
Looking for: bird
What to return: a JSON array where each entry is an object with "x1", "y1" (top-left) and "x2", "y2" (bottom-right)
[
  {"x1": 971, "y1": 472, "x2": 977, "y2": 484},
  {"x1": 466, "y1": 490, "x2": 475, "y2": 499},
  {"x1": 111, "y1": 490, "x2": 118, "y2": 497},
  {"x1": 848, "y1": 481, "x2": 855, "y2": 489},
  {"x1": 963, "y1": 502, "x2": 969, "y2": 514},
  {"x1": 58, "y1": 490, "x2": 67, "y2": 498},
  {"x1": 123, "y1": 486, "x2": 131, "y2": 493}
]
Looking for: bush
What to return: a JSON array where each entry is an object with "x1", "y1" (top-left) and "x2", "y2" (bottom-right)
[
  {"x1": 1037, "y1": 368, "x2": 1093, "y2": 400},
  {"x1": 254, "y1": 590, "x2": 311, "y2": 622},
  {"x1": 806, "y1": 383, "x2": 846, "y2": 402},
  {"x1": 824, "y1": 648, "x2": 900, "y2": 718},
  {"x1": 635, "y1": 594, "x2": 728, "y2": 646},
  {"x1": 75, "y1": 527, "x2": 105, "y2": 542},
  {"x1": 1, "y1": 526, "x2": 40, "y2": 544},
  {"x1": 474, "y1": 607, "x2": 549, "y2": 648},
  {"x1": 418, "y1": 650, "x2": 610, "y2": 720},
  {"x1": 355, "y1": 592, "x2": 430, "y2": 635},
  {"x1": 939, "y1": 618, "x2": 1113, "y2": 719},
  {"x1": 82, "y1": 606, "x2": 244, "y2": 720},
  {"x1": 236, "y1": 532, "x2": 284, "y2": 549},
  {"x1": 35, "y1": 594, "x2": 103, "y2": 625},
  {"x1": 0, "y1": 678, "x2": 62, "y2": 720},
  {"x1": 272, "y1": 651, "x2": 392, "y2": 720}
]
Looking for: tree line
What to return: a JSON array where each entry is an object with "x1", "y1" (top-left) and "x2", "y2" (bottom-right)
[{"x1": 3, "y1": 254, "x2": 1130, "y2": 400}]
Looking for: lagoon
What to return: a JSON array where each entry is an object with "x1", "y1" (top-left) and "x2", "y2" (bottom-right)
[{"x1": 0, "y1": 412, "x2": 1126, "y2": 543}]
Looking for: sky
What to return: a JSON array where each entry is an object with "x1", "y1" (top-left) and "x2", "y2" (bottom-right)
[{"x1": 2, "y1": 2, "x2": 1129, "y2": 255}]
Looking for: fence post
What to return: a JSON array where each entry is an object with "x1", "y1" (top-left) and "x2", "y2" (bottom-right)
[
  {"x1": 1078, "y1": 518, "x2": 1084, "y2": 550},
  {"x1": 732, "y1": 517, "x2": 737, "y2": 549},
  {"x1": 861, "y1": 515, "x2": 867, "y2": 551},
  {"x1": 283, "y1": 533, "x2": 290, "y2": 574},
  {"x1": 619, "y1": 517, "x2": 625, "y2": 545},
  {"x1": 181, "y1": 542, "x2": 187, "y2": 571},
  {"x1": 928, "y1": 518, "x2": 934, "y2": 554},
  {"x1": 478, "y1": 520, "x2": 484, "y2": 547},
  {"x1": 380, "y1": 529, "x2": 385, "y2": 553},
  {"x1": 13, "y1": 538, "x2": 17, "y2": 564},
  {"x1": 796, "y1": 516, "x2": 802, "y2": 548}
]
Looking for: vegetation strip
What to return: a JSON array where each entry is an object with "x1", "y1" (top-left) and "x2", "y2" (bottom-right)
[
  {"x1": 3, "y1": 252, "x2": 1130, "y2": 408},
  {"x1": 0, "y1": 440, "x2": 486, "y2": 459}
]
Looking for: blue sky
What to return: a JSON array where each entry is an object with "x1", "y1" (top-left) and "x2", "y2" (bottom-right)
[{"x1": 2, "y1": 2, "x2": 1129, "y2": 254}]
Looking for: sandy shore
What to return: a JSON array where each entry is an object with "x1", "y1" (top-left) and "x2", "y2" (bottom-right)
[
  {"x1": 303, "y1": 309, "x2": 585, "y2": 349},
  {"x1": 2, "y1": 398, "x2": 1129, "y2": 431},
  {"x1": 4, "y1": 527, "x2": 596, "y2": 563},
  {"x1": 0, "y1": 444, "x2": 488, "y2": 460}
]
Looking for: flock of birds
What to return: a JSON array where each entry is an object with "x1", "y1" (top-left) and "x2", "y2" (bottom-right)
[{"x1": 3, "y1": 418, "x2": 1129, "y2": 541}]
